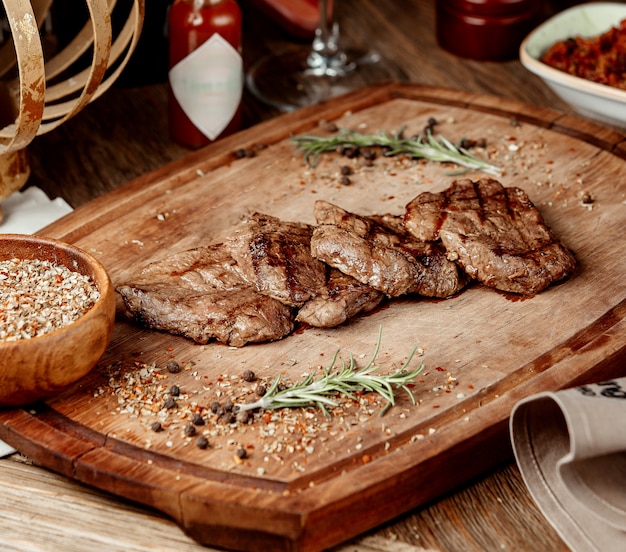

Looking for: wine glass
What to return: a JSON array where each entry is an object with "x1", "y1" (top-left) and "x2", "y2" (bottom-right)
[{"x1": 246, "y1": 0, "x2": 393, "y2": 111}]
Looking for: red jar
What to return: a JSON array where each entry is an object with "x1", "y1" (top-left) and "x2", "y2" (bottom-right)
[
  {"x1": 168, "y1": 0, "x2": 243, "y2": 148},
  {"x1": 436, "y1": 0, "x2": 541, "y2": 61}
]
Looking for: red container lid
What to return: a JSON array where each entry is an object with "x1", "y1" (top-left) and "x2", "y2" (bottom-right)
[{"x1": 443, "y1": 0, "x2": 539, "y2": 17}]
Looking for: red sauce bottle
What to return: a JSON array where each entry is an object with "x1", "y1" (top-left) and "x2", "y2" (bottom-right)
[{"x1": 168, "y1": 0, "x2": 243, "y2": 148}]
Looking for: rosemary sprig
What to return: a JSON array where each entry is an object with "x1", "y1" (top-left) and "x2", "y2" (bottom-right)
[
  {"x1": 291, "y1": 126, "x2": 502, "y2": 176},
  {"x1": 237, "y1": 327, "x2": 423, "y2": 416}
]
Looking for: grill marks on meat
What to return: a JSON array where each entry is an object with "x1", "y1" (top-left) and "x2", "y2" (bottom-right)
[
  {"x1": 228, "y1": 213, "x2": 327, "y2": 307},
  {"x1": 117, "y1": 214, "x2": 382, "y2": 346},
  {"x1": 117, "y1": 244, "x2": 295, "y2": 347},
  {"x1": 311, "y1": 200, "x2": 468, "y2": 298},
  {"x1": 118, "y1": 180, "x2": 576, "y2": 347},
  {"x1": 404, "y1": 178, "x2": 576, "y2": 294},
  {"x1": 296, "y1": 268, "x2": 384, "y2": 327}
]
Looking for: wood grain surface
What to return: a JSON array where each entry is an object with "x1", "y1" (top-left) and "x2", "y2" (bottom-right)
[
  {"x1": 1, "y1": 83, "x2": 625, "y2": 551},
  {"x1": 0, "y1": 1, "x2": 611, "y2": 550}
]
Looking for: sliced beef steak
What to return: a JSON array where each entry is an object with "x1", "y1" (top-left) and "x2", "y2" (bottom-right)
[
  {"x1": 296, "y1": 268, "x2": 384, "y2": 327},
  {"x1": 117, "y1": 244, "x2": 294, "y2": 347},
  {"x1": 228, "y1": 213, "x2": 327, "y2": 307},
  {"x1": 311, "y1": 200, "x2": 468, "y2": 298},
  {"x1": 404, "y1": 178, "x2": 576, "y2": 294}
]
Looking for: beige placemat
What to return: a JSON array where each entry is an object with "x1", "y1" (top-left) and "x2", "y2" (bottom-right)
[{"x1": 510, "y1": 377, "x2": 626, "y2": 552}]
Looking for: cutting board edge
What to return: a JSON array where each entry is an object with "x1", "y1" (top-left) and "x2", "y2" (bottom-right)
[
  {"x1": 5, "y1": 82, "x2": 626, "y2": 551},
  {"x1": 1, "y1": 309, "x2": 624, "y2": 552}
]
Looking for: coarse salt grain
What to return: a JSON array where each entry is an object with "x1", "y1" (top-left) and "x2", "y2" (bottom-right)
[{"x1": 0, "y1": 258, "x2": 100, "y2": 342}]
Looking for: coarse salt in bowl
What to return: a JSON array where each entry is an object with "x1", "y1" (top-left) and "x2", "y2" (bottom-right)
[
  {"x1": 520, "y1": 2, "x2": 626, "y2": 128},
  {"x1": 0, "y1": 234, "x2": 116, "y2": 407}
]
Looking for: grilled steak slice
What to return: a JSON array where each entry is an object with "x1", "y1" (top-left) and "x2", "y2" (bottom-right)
[
  {"x1": 117, "y1": 244, "x2": 294, "y2": 347},
  {"x1": 228, "y1": 213, "x2": 327, "y2": 307},
  {"x1": 404, "y1": 178, "x2": 576, "y2": 294},
  {"x1": 296, "y1": 268, "x2": 384, "y2": 327},
  {"x1": 122, "y1": 244, "x2": 244, "y2": 291},
  {"x1": 311, "y1": 200, "x2": 468, "y2": 297}
]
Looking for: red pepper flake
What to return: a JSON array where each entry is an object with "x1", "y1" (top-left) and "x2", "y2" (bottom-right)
[
  {"x1": 362, "y1": 454, "x2": 371, "y2": 464},
  {"x1": 435, "y1": 366, "x2": 446, "y2": 372}
]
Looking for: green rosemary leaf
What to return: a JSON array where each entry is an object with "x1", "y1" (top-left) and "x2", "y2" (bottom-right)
[
  {"x1": 291, "y1": 126, "x2": 502, "y2": 176},
  {"x1": 236, "y1": 327, "x2": 423, "y2": 416}
]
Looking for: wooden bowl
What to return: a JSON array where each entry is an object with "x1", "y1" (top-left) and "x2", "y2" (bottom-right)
[{"x1": 0, "y1": 234, "x2": 116, "y2": 407}]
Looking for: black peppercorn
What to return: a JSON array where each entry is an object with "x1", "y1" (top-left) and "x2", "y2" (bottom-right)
[
  {"x1": 184, "y1": 424, "x2": 196, "y2": 437},
  {"x1": 166, "y1": 360, "x2": 182, "y2": 374},
  {"x1": 236, "y1": 447, "x2": 248, "y2": 459},
  {"x1": 196, "y1": 436, "x2": 209, "y2": 449},
  {"x1": 342, "y1": 146, "x2": 360, "y2": 159},
  {"x1": 242, "y1": 370, "x2": 256, "y2": 382},
  {"x1": 192, "y1": 412, "x2": 205, "y2": 426},
  {"x1": 151, "y1": 421, "x2": 163, "y2": 432},
  {"x1": 164, "y1": 397, "x2": 177, "y2": 410},
  {"x1": 362, "y1": 148, "x2": 376, "y2": 161},
  {"x1": 170, "y1": 385, "x2": 180, "y2": 397},
  {"x1": 236, "y1": 410, "x2": 250, "y2": 424}
]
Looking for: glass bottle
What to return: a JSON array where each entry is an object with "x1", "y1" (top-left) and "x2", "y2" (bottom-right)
[
  {"x1": 168, "y1": 0, "x2": 243, "y2": 148},
  {"x1": 436, "y1": 0, "x2": 541, "y2": 61}
]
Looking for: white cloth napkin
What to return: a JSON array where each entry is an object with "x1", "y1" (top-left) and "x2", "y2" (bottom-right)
[
  {"x1": 510, "y1": 377, "x2": 626, "y2": 552},
  {"x1": 1, "y1": 186, "x2": 72, "y2": 234},
  {"x1": 0, "y1": 187, "x2": 73, "y2": 457}
]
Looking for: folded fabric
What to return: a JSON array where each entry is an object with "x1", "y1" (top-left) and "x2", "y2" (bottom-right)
[
  {"x1": 510, "y1": 377, "x2": 626, "y2": 552},
  {"x1": 0, "y1": 186, "x2": 72, "y2": 234}
]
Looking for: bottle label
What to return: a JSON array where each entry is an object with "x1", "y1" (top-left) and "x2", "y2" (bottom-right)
[{"x1": 169, "y1": 33, "x2": 243, "y2": 140}]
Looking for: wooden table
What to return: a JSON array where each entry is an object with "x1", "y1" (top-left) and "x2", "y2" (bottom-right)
[{"x1": 1, "y1": 0, "x2": 590, "y2": 549}]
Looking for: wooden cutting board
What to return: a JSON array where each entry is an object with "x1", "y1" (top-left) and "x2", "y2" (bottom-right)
[{"x1": 1, "y1": 83, "x2": 626, "y2": 552}]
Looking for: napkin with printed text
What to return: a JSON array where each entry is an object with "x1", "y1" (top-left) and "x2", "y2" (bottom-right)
[{"x1": 511, "y1": 377, "x2": 626, "y2": 552}]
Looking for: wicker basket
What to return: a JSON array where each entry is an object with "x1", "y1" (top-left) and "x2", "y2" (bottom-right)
[{"x1": 0, "y1": 0, "x2": 145, "y2": 220}]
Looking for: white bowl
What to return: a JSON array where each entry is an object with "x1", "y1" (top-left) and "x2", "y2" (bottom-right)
[{"x1": 520, "y1": 2, "x2": 626, "y2": 128}]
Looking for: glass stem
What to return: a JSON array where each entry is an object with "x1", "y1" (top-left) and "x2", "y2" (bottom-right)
[{"x1": 307, "y1": 0, "x2": 354, "y2": 76}]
